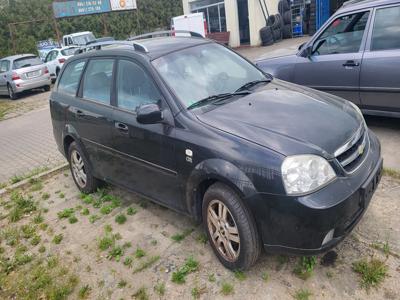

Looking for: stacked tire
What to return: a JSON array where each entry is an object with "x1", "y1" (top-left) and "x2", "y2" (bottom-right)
[
  {"x1": 267, "y1": 14, "x2": 283, "y2": 42},
  {"x1": 278, "y1": 0, "x2": 292, "y2": 39},
  {"x1": 260, "y1": 26, "x2": 274, "y2": 46}
]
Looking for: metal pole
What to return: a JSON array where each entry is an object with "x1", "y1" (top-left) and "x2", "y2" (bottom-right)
[
  {"x1": 258, "y1": 0, "x2": 268, "y2": 25},
  {"x1": 8, "y1": 23, "x2": 16, "y2": 54},
  {"x1": 53, "y1": 17, "x2": 61, "y2": 43},
  {"x1": 101, "y1": 14, "x2": 108, "y2": 36}
]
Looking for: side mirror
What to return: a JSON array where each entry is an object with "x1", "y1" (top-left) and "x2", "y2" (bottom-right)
[
  {"x1": 136, "y1": 103, "x2": 163, "y2": 124},
  {"x1": 300, "y1": 45, "x2": 313, "y2": 58},
  {"x1": 298, "y1": 42, "x2": 306, "y2": 51}
]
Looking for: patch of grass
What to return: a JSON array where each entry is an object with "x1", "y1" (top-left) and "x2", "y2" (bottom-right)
[
  {"x1": 39, "y1": 223, "x2": 48, "y2": 231},
  {"x1": 89, "y1": 214, "x2": 100, "y2": 223},
  {"x1": 208, "y1": 273, "x2": 216, "y2": 282},
  {"x1": 41, "y1": 192, "x2": 50, "y2": 200},
  {"x1": 29, "y1": 178, "x2": 43, "y2": 192},
  {"x1": 33, "y1": 213, "x2": 44, "y2": 224},
  {"x1": 371, "y1": 241, "x2": 393, "y2": 258},
  {"x1": 133, "y1": 255, "x2": 160, "y2": 274},
  {"x1": 276, "y1": 255, "x2": 289, "y2": 271},
  {"x1": 1, "y1": 227, "x2": 21, "y2": 246},
  {"x1": 78, "y1": 284, "x2": 91, "y2": 299},
  {"x1": 123, "y1": 256, "x2": 133, "y2": 267},
  {"x1": 171, "y1": 256, "x2": 199, "y2": 284},
  {"x1": 98, "y1": 235, "x2": 114, "y2": 251},
  {"x1": 233, "y1": 269, "x2": 246, "y2": 281},
  {"x1": 30, "y1": 235, "x2": 41, "y2": 246},
  {"x1": 80, "y1": 194, "x2": 94, "y2": 205},
  {"x1": 293, "y1": 256, "x2": 317, "y2": 280},
  {"x1": 383, "y1": 167, "x2": 400, "y2": 180},
  {"x1": 10, "y1": 174, "x2": 24, "y2": 184},
  {"x1": 38, "y1": 245, "x2": 46, "y2": 253},
  {"x1": 115, "y1": 214, "x2": 127, "y2": 224},
  {"x1": 100, "y1": 204, "x2": 114, "y2": 215},
  {"x1": 220, "y1": 282, "x2": 234, "y2": 296},
  {"x1": 8, "y1": 191, "x2": 37, "y2": 222},
  {"x1": 154, "y1": 282, "x2": 165, "y2": 296},
  {"x1": 192, "y1": 286, "x2": 203, "y2": 299},
  {"x1": 294, "y1": 289, "x2": 312, "y2": 300},
  {"x1": 52, "y1": 234, "x2": 63, "y2": 244},
  {"x1": 57, "y1": 208, "x2": 74, "y2": 219},
  {"x1": 132, "y1": 286, "x2": 149, "y2": 300},
  {"x1": 107, "y1": 245, "x2": 124, "y2": 262},
  {"x1": 68, "y1": 215, "x2": 78, "y2": 224},
  {"x1": 59, "y1": 192, "x2": 65, "y2": 199},
  {"x1": 171, "y1": 228, "x2": 193, "y2": 242},
  {"x1": 261, "y1": 271, "x2": 269, "y2": 282},
  {"x1": 135, "y1": 247, "x2": 146, "y2": 258},
  {"x1": 21, "y1": 224, "x2": 37, "y2": 239},
  {"x1": 127, "y1": 207, "x2": 137, "y2": 215},
  {"x1": 118, "y1": 279, "x2": 127, "y2": 288},
  {"x1": 81, "y1": 208, "x2": 90, "y2": 216},
  {"x1": 123, "y1": 242, "x2": 132, "y2": 249},
  {"x1": 104, "y1": 224, "x2": 113, "y2": 233},
  {"x1": 196, "y1": 233, "x2": 208, "y2": 244},
  {"x1": 352, "y1": 258, "x2": 388, "y2": 291}
]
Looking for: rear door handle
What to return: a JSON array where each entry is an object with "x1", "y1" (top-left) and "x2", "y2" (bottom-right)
[
  {"x1": 75, "y1": 109, "x2": 85, "y2": 117},
  {"x1": 343, "y1": 60, "x2": 360, "y2": 67},
  {"x1": 115, "y1": 122, "x2": 129, "y2": 133}
]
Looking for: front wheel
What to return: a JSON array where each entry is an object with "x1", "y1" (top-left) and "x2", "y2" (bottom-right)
[
  {"x1": 68, "y1": 142, "x2": 101, "y2": 193},
  {"x1": 7, "y1": 84, "x2": 18, "y2": 100},
  {"x1": 43, "y1": 85, "x2": 51, "y2": 92},
  {"x1": 202, "y1": 183, "x2": 261, "y2": 270}
]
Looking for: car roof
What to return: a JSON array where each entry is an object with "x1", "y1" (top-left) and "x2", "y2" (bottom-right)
[
  {"x1": 339, "y1": 0, "x2": 400, "y2": 13},
  {"x1": 74, "y1": 36, "x2": 211, "y2": 60},
  {"x1": 1, "y1": 54, "x2": 37, "y2": 61},
  {"x1": 65, "y1": 31, "x2": 92, "y2": 37}
]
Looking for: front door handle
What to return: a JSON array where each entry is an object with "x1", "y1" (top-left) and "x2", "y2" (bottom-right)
[
  {"x1": 115, "y1": 122, "x2": 129, "y2": 132},
  {"x1": 343, "y1": 60, "x2": 360, "y2": 67}
]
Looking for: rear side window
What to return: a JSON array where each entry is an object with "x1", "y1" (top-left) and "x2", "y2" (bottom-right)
[
  {"x1": 13, "y1": 56, "x2": 42, "y2": 69},
  {"x1": 61, "y1": 48, "x2": 78, "y2": 56},
  {"x1": 82, "y1": 59, "x2": 114, "y2": 104},
  {"x1": 58, "y1": 60, "x2": 86, "y2": 95},
  {"x1": 0, "y1": 60, "x2": 10, "y2": 73},
  {"x1": 371, "y1": 6, "x2": 400, "y2": 51},
  {"x1": 116, "y1": 60, "x2": 161, "y2": 111}
]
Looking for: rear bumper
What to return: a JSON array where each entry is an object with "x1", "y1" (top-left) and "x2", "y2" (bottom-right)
[
  {"x1": 13, "y1": 76, "x2": 51, "y2": 93},
  {"x1": 246, "y1": 130, "x2": 382, "y2": 255}
]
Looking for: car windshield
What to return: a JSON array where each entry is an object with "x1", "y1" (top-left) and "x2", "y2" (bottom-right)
[
  {"x1": 13, "y1": 56, "x2": 42, "y2": 69},
  {"x1": 152, "y1": 43, "x2": 267, "y2": 108},
  {"x1": 61, "y1": 47, "x2": 78, "y2": 56},
  {"x1": 72, "y1": 33, "x2": 95, "y2": 45}
]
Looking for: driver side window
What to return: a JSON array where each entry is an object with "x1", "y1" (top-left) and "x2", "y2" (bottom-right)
[{"x1": 313, "y1": 11, "x2": 370, "y2": 56}]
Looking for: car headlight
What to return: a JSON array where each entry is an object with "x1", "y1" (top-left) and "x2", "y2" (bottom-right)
[{"x1": 281, "y1": 155, "x2": 336, "y2": 195}]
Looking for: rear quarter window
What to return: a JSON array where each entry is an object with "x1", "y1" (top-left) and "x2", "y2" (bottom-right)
[
  {"x1": 13, "y1": 56, "x2": 42, "y2": 69},
  {"x1": 58, "y1": 60, "x2": 86, "y2": 96}
]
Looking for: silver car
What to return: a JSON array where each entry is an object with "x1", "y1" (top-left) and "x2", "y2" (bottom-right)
[
  {"x1": 257, "y1": 0, "x2": 400, "y2": 118},
  {"x1": 0, "y1": 54, "x2": 51, "y2": 100}
]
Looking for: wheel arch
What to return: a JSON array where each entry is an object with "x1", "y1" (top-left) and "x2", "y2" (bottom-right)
[{"x1": 185, "y1": 158, "x2": 257, "y2": 222}]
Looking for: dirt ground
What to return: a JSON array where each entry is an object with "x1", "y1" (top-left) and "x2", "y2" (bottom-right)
[
  {"x1": 0, "y1": 170, "x2": 399, "y2": 300},
  {"x1": 0, "y1": 90, "x2": 50, "y2": 121}
]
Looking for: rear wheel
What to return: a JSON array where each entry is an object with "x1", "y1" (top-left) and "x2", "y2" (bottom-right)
[
  {"x1": 44, "y1": 85, "x2": 51, "y2": 92},
  {"x1": 7, "y1": 84, "x2": 17, "y2": 100},
  {"x1": 68, "y1": 142, "x2": 101, "y2": 193},
  {"x1": 203, "y1": 183, "x2": 261, "y2": 270}
]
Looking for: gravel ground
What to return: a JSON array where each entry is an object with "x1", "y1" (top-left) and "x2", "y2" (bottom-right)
[{"x1": 0, "y1": 171, "x2": 399, "y2": 300}]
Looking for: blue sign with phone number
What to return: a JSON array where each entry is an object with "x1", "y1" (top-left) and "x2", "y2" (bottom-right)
[{"x1": 53, "y1": 0, "x2": 111, "y2": 18}]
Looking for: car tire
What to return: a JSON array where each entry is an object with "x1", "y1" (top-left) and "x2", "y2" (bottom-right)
[
  {"x1": 56, "y1": 68, "x2": 60, "y2": 79},
  {"x1": 202, "y1": 182, "x2": 261, "y2": 270},
  {"x1": 278, "y1": 0, "x2": 290, "y2": 15},
  {"x1": 273, "y1": 28, "x2": 283, "y2": 42},
  {"x1": 260, "y1": 26, "x2": 274, "y2": 46},
  {"x1": 44, "y1": 85, "x2": 51, "y2": 92},
  {"x1": 7, "y1": 84, "x2": 18, "y2": 100},
  {"x1": 283, "y1": 10, "x2": 292, "y2": 24},
  {"x1": 68, "y1": 141, "x2": 101, "y2": 194},
  {"x1": 283, "y1": 24, "x2": 292, "y2": 39}
]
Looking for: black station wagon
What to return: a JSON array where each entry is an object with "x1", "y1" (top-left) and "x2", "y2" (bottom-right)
[{"x1": 50, "y1": 32, "x2": 383, "y2": 270}]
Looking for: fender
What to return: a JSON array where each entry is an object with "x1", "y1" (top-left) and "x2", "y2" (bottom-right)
[{"x1": 185, "y1": 158, "x2": 257, "y2": 220}]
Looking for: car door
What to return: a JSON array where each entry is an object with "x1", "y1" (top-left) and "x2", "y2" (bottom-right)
[
  {"x1": 61, "y1": 58, "x2": 116, "y2": 180},
  {"x1": 110, "y1": 58, "x2": 183, "y2": 210},
  {"x1": 360, "y1": 4, "x2": 400, "y2": 113},
  {"x1": 293, "y1": 10, "x2": 372, "y2": 105},
  {"x1": 0, "y1": 60, "x2": 9, "y2": 94},
  {"x1": 45, "y1": 50, "x2": 56, "y2": 76}
]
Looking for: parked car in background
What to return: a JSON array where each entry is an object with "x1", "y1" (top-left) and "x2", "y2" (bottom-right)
[
  {"x1": 0, "y1": 54, "x2": 51, "y2": 99},
  {"x1": 171, "y1": 13, "x2": 207, "y2": 37},
  {"x1": 63, "y1": 31, "x2": 96, "y2": 46},
  {"x1": 45, "y1": 46, "x2": 78, "y2": 82},
  {"x1": 50, "y1": 33, "x2": 382, "y2": 270},
  {"x1": 257, "y1": 0, "x2": 400, "y2": 118}
]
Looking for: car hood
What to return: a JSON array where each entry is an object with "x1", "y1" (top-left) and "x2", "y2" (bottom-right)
[{"x1": 195, "y1": 79, "x2": 363, "y2": 157}]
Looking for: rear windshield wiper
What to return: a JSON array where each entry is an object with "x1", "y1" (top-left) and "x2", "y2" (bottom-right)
[
  {"x1": 187, "y1": 91, "x2": 250, "y2": 110},
  {"x1": 235, "y1": 79, "x2": 271, "y2": 93}
]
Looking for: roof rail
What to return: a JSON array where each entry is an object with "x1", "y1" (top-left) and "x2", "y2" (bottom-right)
[
  {"x1": 128, "y1": 30, "x2": 203, "y2": 41},
  {"x1": 75, "y1": 40, "x2": 148, "y2": 54}
]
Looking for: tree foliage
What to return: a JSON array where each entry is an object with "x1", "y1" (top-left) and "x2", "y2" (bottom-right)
[{"x1": 0, "y1": 0, "x2": 183, "y2": 57}]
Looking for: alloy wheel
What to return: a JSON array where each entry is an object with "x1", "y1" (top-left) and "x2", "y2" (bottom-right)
[
  {"x1": 207, "y1": 199, "x2": 240, "y2": 262},
  {"x1": 71, "y1": 149, "x2": 87, "y2": 188},
  {"x1": 8, "y1": 85, "x2": 14, "y2": 99}
]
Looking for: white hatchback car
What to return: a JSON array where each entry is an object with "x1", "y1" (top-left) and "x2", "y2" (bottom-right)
[{"x1": 44, "y1": 47, "x2": 78, "y2": 82}]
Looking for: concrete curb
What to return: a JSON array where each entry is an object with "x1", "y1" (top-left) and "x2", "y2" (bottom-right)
[{"x1": 0, "y1": 163, "x2": 69, "y2": 196}]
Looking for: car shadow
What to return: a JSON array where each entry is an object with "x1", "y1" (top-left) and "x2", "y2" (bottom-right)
[
  {"x1": 0, "y1": 87, "x2": 50, "y2": 100},
  {"x1": 365, "y1": 115, "x2": 400, "y2": 131}
]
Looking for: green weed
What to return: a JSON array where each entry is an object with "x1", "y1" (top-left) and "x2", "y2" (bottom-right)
[{"x1": 353, "y1": 258, "x2": 388, "y2": 291}]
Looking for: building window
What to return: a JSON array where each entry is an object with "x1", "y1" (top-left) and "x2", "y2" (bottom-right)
[{"x1": 190, "y1": 0, "x2": 226, "y2": 33}]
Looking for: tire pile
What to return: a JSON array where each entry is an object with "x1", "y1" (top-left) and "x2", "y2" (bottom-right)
[{"x1": 260, "y1": 0, "x2": 292, "y2": 46}]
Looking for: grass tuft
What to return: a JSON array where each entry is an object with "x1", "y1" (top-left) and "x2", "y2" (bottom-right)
[
  {"x1": 154, "y1": 282, "x2": 165, "y2": 296},
  {"x1": 115, "y1": 214, "x2": 127, "y2": 225},
  {"x1": 294, "y1": 289, "x2": 312, "y2": 300},
  {"x1": 352, "y1": 258, "x2": 388, "y2": 291},
  {"x1": 220, "y1": 282, "x2": 234, "y2": 295},
  {"x1": 52, "y1": 234, "x2": 63, "y2": 244},
  {"x1": 78, "y1": 284, "x2": 91, "y2": 299},
  {"x1": 293, "y1": 256, "x2": 317, "y2": 280},
  {"x1": 133, "y1": 256, "x2": 160, "y2": 274},
  {"x1": 171, "y1": 256, "x2": 199, "y2": 284},
  {"x1": 171, "y1": 228, "x2": 193, "y2": 242}
]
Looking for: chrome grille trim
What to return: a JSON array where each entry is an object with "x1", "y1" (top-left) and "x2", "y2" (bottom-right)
[
  {"x1": 340, "y1": 133, "x2": 367, "y2": 167},
  {"x1": 334, "y1": 124, "x2": 365, "y2": 157}
]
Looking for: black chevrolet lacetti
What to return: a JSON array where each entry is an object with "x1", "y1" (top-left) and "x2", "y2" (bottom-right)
[{"x1": 50, "y1": 32, "x2": 383, "y2": 270}]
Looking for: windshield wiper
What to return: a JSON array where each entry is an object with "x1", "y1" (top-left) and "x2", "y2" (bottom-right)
[
  {"x1": 187, "y1": 91, "x2": 250, "y2": 110},
  {"x1": 235, "y1": 79, "x2": 271, "y2": 93}
]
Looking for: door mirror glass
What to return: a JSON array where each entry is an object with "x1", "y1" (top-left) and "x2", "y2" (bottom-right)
[
  {"x1": 137, "y1": 104, "x2": 163, "y2": 124},
  {"x1": 298, "y1": 42, "x2": 306, "y2": 51}
]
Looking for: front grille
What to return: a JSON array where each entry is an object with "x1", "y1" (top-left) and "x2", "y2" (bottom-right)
[{"x1": 336, "y1": 126, "x2": 368, "y2": 173}]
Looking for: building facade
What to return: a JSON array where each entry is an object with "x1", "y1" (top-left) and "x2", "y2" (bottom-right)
[{"x1": 182, "y1": 0, "x2": 280, "y2": 47}]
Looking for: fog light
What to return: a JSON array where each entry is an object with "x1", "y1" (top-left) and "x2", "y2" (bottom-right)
[{"x1": 322, "y1": 229, "x2": 335, "y2": 246}]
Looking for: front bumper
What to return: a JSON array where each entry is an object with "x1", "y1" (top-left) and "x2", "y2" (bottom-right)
[
  {"x1": 246, "y1": 130, "x2": 382, "y2": 255},
  {"x1": 13, "y1": 75, "x2": 51, "y2": 93}
]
